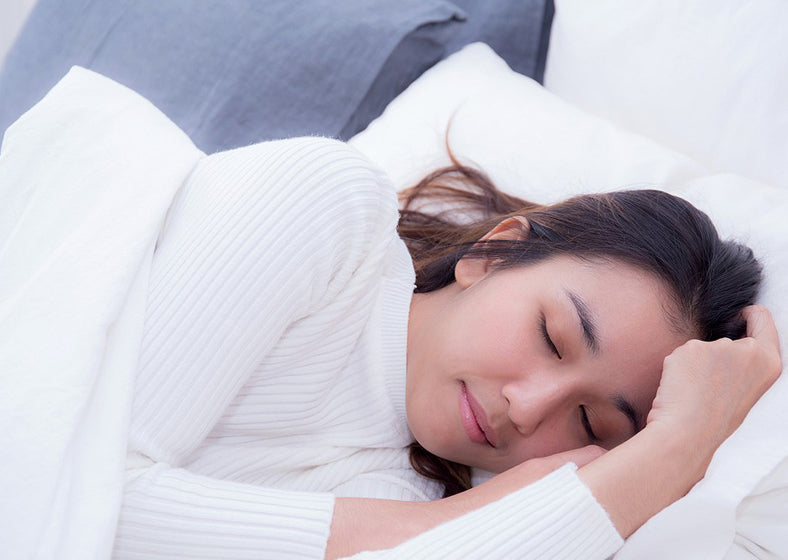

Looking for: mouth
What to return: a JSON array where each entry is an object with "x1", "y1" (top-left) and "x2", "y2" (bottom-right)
[{"x1": 459, "y1": 381, "x2": 497, "y2": 448}]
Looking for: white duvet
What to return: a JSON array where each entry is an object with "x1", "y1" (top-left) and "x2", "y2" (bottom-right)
[{"x1": 0, "y1": 68, "x2": 201, "y2": 558}]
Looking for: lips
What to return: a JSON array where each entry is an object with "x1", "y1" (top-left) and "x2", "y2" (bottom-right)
[{"x1": 459, "y1": 382, "x2": 497, "y2": 448}]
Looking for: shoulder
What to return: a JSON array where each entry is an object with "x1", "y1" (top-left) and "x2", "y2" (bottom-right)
[
  {"x1": 198, "y1": 136, "x2": 397, "y2": 212},
  {"x1": 180, "y1": 137, "x2": 404, "y2": 307}
]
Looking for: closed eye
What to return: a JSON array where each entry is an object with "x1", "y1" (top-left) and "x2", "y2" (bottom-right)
[
  {"x1": 580, "y1": 405, "x2": 599, "y2": 443},
  {"x1": 539, "y1": 313, "x2": 561, "y2": 359}
]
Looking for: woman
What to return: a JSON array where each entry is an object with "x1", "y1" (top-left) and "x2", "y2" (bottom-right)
[{"x1": 114, "y1": 137, "x2": 780, "y2": 559}]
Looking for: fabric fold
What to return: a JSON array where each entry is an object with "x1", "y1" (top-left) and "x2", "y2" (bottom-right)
[{"x1": 0, "y1": 66, "x2": 203, "y2": 559}]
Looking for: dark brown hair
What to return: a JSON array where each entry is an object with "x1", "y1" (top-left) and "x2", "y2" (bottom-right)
[{"x1": 400, "y1": 164, "x2": 762, "y2": 497}]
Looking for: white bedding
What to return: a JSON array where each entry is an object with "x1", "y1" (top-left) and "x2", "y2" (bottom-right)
[
  {"x1": 0, "y1": 67, "x2": 202, "y2": 559},
  {"x1": 545, "y1": 0, "x2": 788, "y2": 193}
]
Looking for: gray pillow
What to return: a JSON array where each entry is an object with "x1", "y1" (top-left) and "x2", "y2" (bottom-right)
[
  {"x1": 444, "y1": 0, "x2": 554, "y2": 82},
  {"x1": 0, "y1": 0, "x2": 463, "y2": 153}
]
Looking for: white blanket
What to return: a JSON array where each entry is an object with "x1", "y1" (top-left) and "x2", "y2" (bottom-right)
[{"x1": 0, "y1": 68, "x2": 202, "y2": 559}]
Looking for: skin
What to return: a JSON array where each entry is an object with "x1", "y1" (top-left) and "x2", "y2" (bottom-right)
[{"x1": 325, "y1": 217, "x2": 782, "y2": 559}]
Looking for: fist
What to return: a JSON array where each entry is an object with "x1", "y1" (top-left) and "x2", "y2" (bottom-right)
[{"x1": 647, "y1": 305, "x2": 782, "y2": 450}]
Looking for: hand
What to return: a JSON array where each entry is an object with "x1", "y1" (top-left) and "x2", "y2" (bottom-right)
[
  {"x1": 574, "y1": 306, "x2": 782, "y2": 538},
  {"x1": 646, "y1": 304, "x2": 782, "y2": 460}
]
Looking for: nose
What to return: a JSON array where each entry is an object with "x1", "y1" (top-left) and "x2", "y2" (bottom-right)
[{"x1": 502, "y1": 375, "x2": 570, "y2": 438}]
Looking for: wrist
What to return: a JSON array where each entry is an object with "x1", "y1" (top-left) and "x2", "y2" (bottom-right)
[
  {"x1": 577, "y1": 424, "x2": 712, "y2": 538},
  {"x1": 640, "y1": 421, "x2": 716, "y2": 482}
]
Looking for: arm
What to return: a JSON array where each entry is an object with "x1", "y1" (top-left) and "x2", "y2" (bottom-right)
[
  {"x1": 327, "y1": 446, "x2": 620, "y2": 560},
  {"x1": 329, "y1": 462, "x2": 622, "y2": 560}
]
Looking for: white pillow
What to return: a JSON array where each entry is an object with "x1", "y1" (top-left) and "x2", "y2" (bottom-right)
[
  {"x1": 544, "y1": 0, "x2": 788, "y2": 192},
  {"x1": 350, "y1": 43, "x2": 788, "y2": 560}
]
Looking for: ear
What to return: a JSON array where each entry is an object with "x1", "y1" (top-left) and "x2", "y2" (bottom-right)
[{"x1": 455, "y1": 216, "x2": 530, "y2": 288}]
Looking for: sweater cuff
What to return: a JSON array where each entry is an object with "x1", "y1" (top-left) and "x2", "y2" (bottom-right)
[
  {"x1": 114, "y1": 464, "x2": 335, "y2": 560},
  {"x1": 348, "y1": 463, "x2": 623, "y2": 560}
]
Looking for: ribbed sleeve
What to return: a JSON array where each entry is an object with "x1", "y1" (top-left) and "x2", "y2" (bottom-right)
[
  {"x1": 346, "y1": 464, "x2": 624, "y2": 560},
  {"x1": 129, "y1": 137, "x2": 399, "y2": 465},
  {"x1": 114, "y1": 465, "x2": 334, "y2": 559}
]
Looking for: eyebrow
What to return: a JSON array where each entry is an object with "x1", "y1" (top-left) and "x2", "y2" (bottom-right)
[
  {"x1": 564, "y1": 290, "x2": 640, "y2": 435},
  {"x1": 566, "y1": 291, "x2": 600, "y2": 355},
  {"x1": 613, "y1": 394, "x2": 642, "y2": 435}
]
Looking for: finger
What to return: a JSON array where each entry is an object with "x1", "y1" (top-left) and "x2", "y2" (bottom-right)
[{"x1": 742, "y1": 305, "x2": 781, "y2": 352}]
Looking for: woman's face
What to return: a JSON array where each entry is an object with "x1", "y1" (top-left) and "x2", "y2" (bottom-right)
[{"x1": 405, "y1": 251, "x2": 690, "y2": 473}]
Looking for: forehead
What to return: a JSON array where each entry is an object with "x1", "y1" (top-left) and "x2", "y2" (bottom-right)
[
  {"x1": 517, "y1": 255, "x2": 688, "y2": 402},
  {"x1": 493, "y1": 255, "x2": 689, "y2": 362},
  {"x1": 505, "y1": 255, "x2": 674, "y2": 312}
]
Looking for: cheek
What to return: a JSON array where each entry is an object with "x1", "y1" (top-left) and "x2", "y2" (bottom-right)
[
  {"x1": 406, "y1": 376, "x2": 459, "y2": 454},
  {"x1": 462, "y1": 311, "x2": 532, "y2": 366}
]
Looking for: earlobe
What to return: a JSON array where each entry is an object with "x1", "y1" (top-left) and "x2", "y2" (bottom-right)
[{"x1": 454, "y1": 216, "x2": 531, "y2": 288}]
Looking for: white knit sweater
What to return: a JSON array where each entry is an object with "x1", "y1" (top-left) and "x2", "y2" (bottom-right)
[{"x1": 112, "y1": 137, "x2": 623, "y2": 559}]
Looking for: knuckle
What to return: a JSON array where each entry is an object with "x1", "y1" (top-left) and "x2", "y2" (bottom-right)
[
  {"x1": 710, "y1": 337, "x2": 736, "y2": 353},
  {"x1": 754, "y1": 303, "x2": 770, "y2": 315},
  {"x1": 738, "y1": 337, "x2": 757, "y2": 353},
  {"x1": 681, "y1": 339, "x2": 707, "y2": 354}
]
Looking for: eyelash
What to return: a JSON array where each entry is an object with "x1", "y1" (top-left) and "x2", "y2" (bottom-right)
[
  {"x1": 539, "y1": 315, "x2": 598, "y2": 442},
  {"x1": 539, "y1": 314, "x2": 562, "y2": 359},
  {"x1": 580, "y1": 406, "x2": 599, "y2": 443}
]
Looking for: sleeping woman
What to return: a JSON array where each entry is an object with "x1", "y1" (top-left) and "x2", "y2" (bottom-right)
[{"x1": 113, "y1": 137, "x2": 781, "y2": 559}]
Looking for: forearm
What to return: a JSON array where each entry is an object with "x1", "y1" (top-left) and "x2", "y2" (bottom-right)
[
  {"x1": 578, "y1": 424, "x2": 710, "y2": 539},
  {"x1": 326, "y1": 454, "x2": 569, "y2": 558},
  {"x1": 327, "y1": 497, "x2": 437, "y2": 559},
  {"x1": 329, "y1": 464, "x2": 622, "y2": 560}
]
